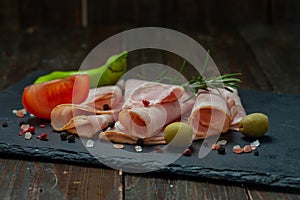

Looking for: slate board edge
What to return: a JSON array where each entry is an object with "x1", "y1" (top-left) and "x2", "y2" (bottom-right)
[{"x1": 1, "y1": 142, "x2": 299, "y2": 189}]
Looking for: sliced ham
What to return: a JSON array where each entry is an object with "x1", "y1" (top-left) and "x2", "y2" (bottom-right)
[
  {"x1": 82, "y1": 85, "x2": 122, "y2": 111},
  {"x1": 99, "y1": 122, "x2": 166, "y2": 145},
  {"x1": 61, "y1": 114, "x2": 115, "y2": 138},
  {"x1": 122, "y1": 79, "x2": 185, "y2": 110},
  {"x1": 119, "y1": 92, "x2": 195, "y2": 138},
  {"x1": 50, "y1": 86, "x2": 122, "y2": 137},
  {"x1": 188, "y1": 88, "x2": 246, "y2": 139}
]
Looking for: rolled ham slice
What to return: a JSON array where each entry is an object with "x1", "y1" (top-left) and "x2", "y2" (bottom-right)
[
  {"x1": 61, "y1": 114, "x2": 115, "y2": 138},
  {"x1": 122, "y1": 79, "x2": 185, "y2": 110},
  {"x1": 51, "y1": 86, "x2": 123, "y2": 137},
  {"x1": 99, "y1": 122, "x2": 166, "y2": 145},
  {"x1": 188, "y1": 88, "x2": 246, "y2": 139},
  {"x1": 82, "y1": 85, "x2": 122, "y2": 111},
  {"x1": 119, "y1": 92, "x2": 195, "y2": 138}
]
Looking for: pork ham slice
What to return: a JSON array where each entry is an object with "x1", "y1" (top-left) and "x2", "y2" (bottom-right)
[
  {"x1": 118, "y1": 92, "x2": 195, "y2": 138},
  {"x1": 122, "y1": 79, "x2": 185, "y2": 110},
  {"x1": 99, "y1": 122, "x2": 166, "y2": 145},
  {"x1": 60, "y1": 114, "x2": 115, "y2": 138},
  {"x1": 188, "y1": 88, "x2": 246, "y2": 139},
  {"x1": 50, "y1": 86, "x2": 122, "y2": 137},
  {"x1": 82, "y1": 85, "x2": 122, "y2": 111}
]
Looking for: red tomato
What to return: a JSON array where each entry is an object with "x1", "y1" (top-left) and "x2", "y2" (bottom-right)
[{"x1": 22, "y1": 74, "x2": 90, "y2": 119}]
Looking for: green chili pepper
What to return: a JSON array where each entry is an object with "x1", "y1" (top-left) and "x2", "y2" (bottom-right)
[{"x1": 34, "y1": 51, "x2": 128, "y2": 88}]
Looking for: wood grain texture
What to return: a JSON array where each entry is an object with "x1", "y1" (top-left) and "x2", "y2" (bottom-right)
[
  {"x1": 239, "y1": 23, "x2": 300, "y2": 94},
  {"x1": 0, "y1": 0, "x2": 20, "y2": 31},
  {"x1": 18, "y1": 0, "x2": 81, "y2": 28},
  {"x1": 0, "y1": 159, "x2": 121, "y2": 200},
  {"x1": 125, "y1": 174, "x2": 248, "y2": 200}
]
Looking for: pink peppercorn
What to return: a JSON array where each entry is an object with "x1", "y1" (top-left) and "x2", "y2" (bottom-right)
[{"x1": 142, "y1": 99, "x2": 150, "y2": 107}]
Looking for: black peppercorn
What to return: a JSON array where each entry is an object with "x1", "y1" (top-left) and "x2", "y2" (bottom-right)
[
  {"x1": 60, "y1": 132, "x2": 69, "y2": 141},
  {"x1": 67, "y1": 135, "x2": 76, "y2": 143},
  {"x1": 217, "y1": 147, "x2": 226, "y2": 155},
  {"x1": 2, "y1": 121, "x2": 8, "y2": 127},
  {"x1": 108, "y1": 121, "x2": 115, "y2": 128},
  {"x1": 103, "y1": 104, "x2": 110, "y2": 111},
  {"x1": 136, "y1": 138, "x2": 144, "y2": 146}
]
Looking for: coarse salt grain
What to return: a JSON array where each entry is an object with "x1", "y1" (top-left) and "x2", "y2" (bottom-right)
[
  {"x1": 113, "y1": 144, "x2": 124, "y2": 149},
  {"x1": 251, "y1": 140, "x2": 260, "y2": 147},
  {"x1": 24, "y1": 132, "x2": 32, "y2": 140},
  {"x1": 86, "y1": 140, "x2": 94, "y2": 148},
  {"x1": 211, "y1": 143, "x2": 220, "y2": 150},
  {"x1": 233, "y1": 145, "x2": 243, "y2": 154},
  {"x1": 217, "y1": 140, "x2": 227, "y2": 146},
  {"x1": 135, "y1": 145, "x2": 143, "y2": 152},
  {"x1": 16, "y1": 110, "x2": 25, "y2": 118},
  {"x1": 243, "y1": 145, "x2": 252, "y2": 153},
  {"x1": 20, "y1": 124, "x2": 30, "y2": 131}
]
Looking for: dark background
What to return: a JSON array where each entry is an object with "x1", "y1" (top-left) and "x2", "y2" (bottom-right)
[
  {"x1": 0, "y1": 0, "x2": 299, "y2": 93},
  {"x1": 1, "y1": 0, "x2": 300, "y2": 31}
]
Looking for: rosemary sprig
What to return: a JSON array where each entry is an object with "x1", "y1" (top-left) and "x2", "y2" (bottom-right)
[{"x1": 185, "y1": 73, "x2": 242, "y2": 94}]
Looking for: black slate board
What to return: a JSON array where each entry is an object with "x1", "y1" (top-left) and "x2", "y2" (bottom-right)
[{"x1": 0, "y1": 71, "x2": 300, "y2": 189}]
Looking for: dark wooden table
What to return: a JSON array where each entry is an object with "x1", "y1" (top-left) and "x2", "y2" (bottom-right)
[{"x1": 0, "y1": 24, "x2": 299, "y2": 199}]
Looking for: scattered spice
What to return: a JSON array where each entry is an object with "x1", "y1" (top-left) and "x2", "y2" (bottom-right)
[
  {"x1": 2, "y1": 121, "x2": 8, "y2": 127},
  {"x1": 20, "y1": 124, "x2": 30, "y2": 132},
  {"x1": 250, "y1": 140, "x2": 260, "y2": 148},
  {"x1": 18, "y1": 130, "x2": 25, "y2": 136},
  {"x1": 136, "y1": 138, "x2": 144, "y2": 146},
  {"x1": 86, "y1": 140, "x2": 94, "y2": 148},
  {"x1": 135, "y1": 145, "x2": 143, "y2": 152},
  {"x1": 253, "y1": 149, "x2": 259, "y2": 156},
  {"x1": 60, "y1": 132, "x2": 69, "y2": 141},
  {"x1": 24, "y1": 132, "x2": 32, "y2": 140},
  {"x1": 113, "y1": 144, "x2": 124, "y2": 149},
  {"x1": 243, "y1": 145, "x2": 252, "y2": 153},
  {"x1": 233, "y1": 145, "x2": 243, "y2": 154},
  {"x1": 142, "y1": 99, "x2": 150, "y2": 107},
  {"x1": 217, "y1": 140, "x2": 227, "y2": 146},
  {"x1": 217, "y1": 147, "x2": 226, "y2": 155},
  {"x1": 15, "y1": 109, "x2": 26, "y2": 118},
  {"x1": 36, "y1": 133, "x2": 48, "y2": 141},
  {"x1": 103, "y1": 104, "x2": 110, "y2": 111},
  {"x1": 27, "y1": 126, "x2": 35, "y2": 133},
  {"x1": 39, "y1": 124, "x2": 45, "y2": 128},
  {"x1": 67, "y1": 135, "x2": 76, "y2": 143},
  {"x1": 182, "y1": 148, "x2": 192, "y2": 156},
  {"x1": 211, "y1": 143, "x2": 220, "y2": 150},
  {"x1": 108, "y1": 121, "x2": 115, "y2": 128}
]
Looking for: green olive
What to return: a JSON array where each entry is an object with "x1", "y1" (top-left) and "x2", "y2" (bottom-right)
[
  {"x1": 239, "y1": 113, "x2": 269, "y2": 138},
  {"x1": 164, "y1": 122, "x2": 193, "y2": 147}
]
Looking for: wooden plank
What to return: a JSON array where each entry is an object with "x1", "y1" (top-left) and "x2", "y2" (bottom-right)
[
  {"x1": 246, "y1": 185, "x2": 300, "y2": 200},
  {"x1": 124, "y1": 174, "x2": 248, "y2": 200},
  {"x1": 239, "y1": 23, "x2": 300, "y2": 94},
  {"x1": 270, "y1": 0, "x2": 300, "y2": 23},
  {"x1": 19, "y1": 0, "x2": 81, "y2": 28},
  {"x1": 0, "y1": 0, "x2": 20, "y2": 31},
  {"x1": 209, "y1": 0, "x2": 269, "y2": 26},
  {"x1": 0, "y1": 158, "x2": 121, "y2": 199},
  {"x1": 0, "y1": 27, "x2": 93, "y2": 91}
]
